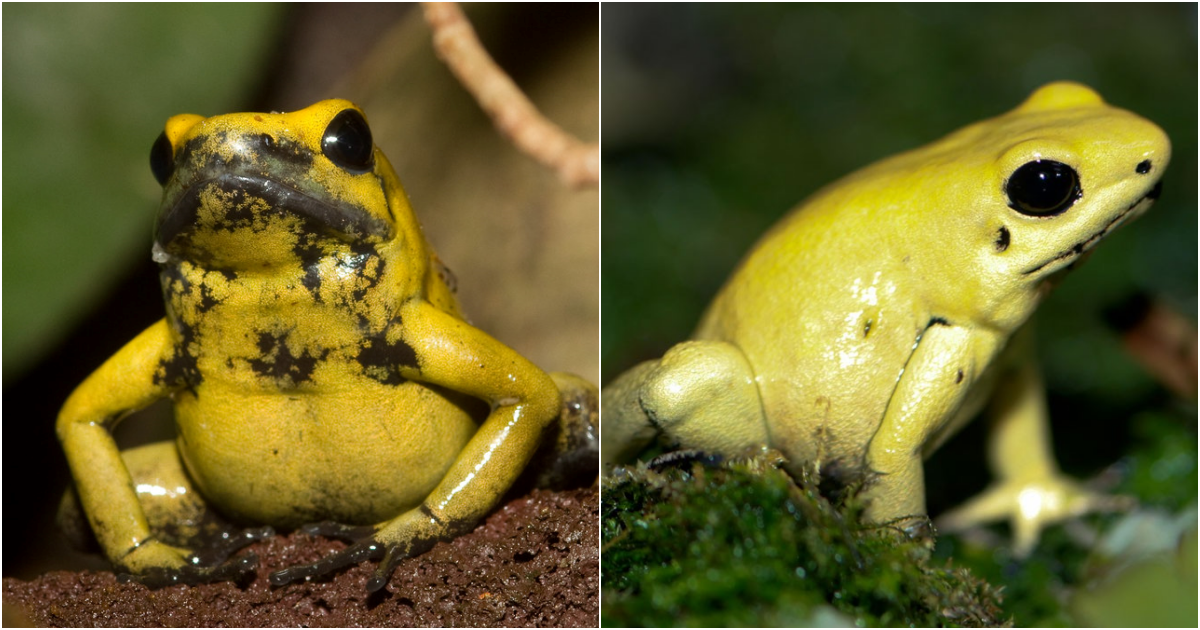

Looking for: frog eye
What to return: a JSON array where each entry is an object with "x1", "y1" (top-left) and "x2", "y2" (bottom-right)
[
  {"x1": 321, "y1": 109, "x2": 374, "y2": 173},
  {"x1": 1005, "y1": 160, "x2": 1081, "y2": 217},
  {"x1": 150, "y1": 131, "x2": 175, "y2": 186}
]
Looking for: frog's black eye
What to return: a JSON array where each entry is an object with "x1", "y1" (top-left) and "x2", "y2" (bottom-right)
[
  {"x1": 150, "y1": 131, "x2": 175, "y2": 186},
  {"x1": 322, "y1": 109, "x2": 374, "y2": 173},
  {"x1": 1005, "y1": 160, "x2": 1081, "y2": 217}
]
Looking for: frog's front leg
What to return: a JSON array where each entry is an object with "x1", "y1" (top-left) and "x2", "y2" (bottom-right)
[
  {"x1": 863, "y1": 322, "x2": 989, "y2": 533},
  {"x1": 58, "y1": 440, "x2": 273, "y2": 586},
  {"x1": 936, "y1": 328, "x2": 1133, "y2": 555},
  {"x1": 601, "y1": 340, "x2": 770, "y2": 467},
  {"x1": 57, "y1": 319, "x2": 266, "y2": 583},
  {"x1": 270, "y1": 301, "x2": 563, "y2": 592},
  {"x1": 58, "y1": 320, "x2": 189, "y2": 574}
]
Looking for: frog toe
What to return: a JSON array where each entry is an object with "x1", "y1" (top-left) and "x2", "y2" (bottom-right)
[
  {"x1": 937, "y1": 476, "x2": 1135, "y2": 556},
  {"x1": 268, "y1": 530, "x2": 440, "y2": 592},
  {"x1": 267, "y1": 522, "x2": 380, "y2": 586},
  {"x1": 121, "y1": 551, "x2": 261, "y2": 588},
  {"x1": 296, "y1": 521, "x2": 375, "y2": 542},
  {"x1": 189, "y1": 524, "x2": 276, "y2": 565},
  {"x1": 268, "y1": 535, "x2": 386, "y2": 587},
  {"x1": 119, "y1": 525, "x2": 274, "y2": 589}
]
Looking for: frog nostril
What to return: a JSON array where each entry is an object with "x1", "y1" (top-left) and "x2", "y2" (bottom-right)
[{"x1": 1135, "y1": 159, "x2": 1152, "y2": 174}]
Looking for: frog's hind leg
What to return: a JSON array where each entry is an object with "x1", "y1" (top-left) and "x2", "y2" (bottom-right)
[
  {"x1": 522, "y1": 372, "x2": 600, "y2": 489},
  {"x1": 59, "y1": 441, "x2": 202, "y2": 552},
  {"x1": 58, "y1": 441, "x2": 272, "y2": 574},
  {"x1": 601, "y1": 340, "x2": 770, "y2": 468}
]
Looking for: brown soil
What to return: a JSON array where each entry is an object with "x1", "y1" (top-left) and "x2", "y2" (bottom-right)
[{"x1": 3, "y1": 488, "x2": 598, "y2": 627}]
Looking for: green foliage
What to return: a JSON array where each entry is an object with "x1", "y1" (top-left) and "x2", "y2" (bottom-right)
[
  {"x1": 602, "y1": 453, "x2": 1006, "y2": 627},
  {"x1": 2, "y1": 4, "x2": 285, "y2": 374},
  {"x1": 1117, "y1": 411, "x2": 1198, "y2": 509}
]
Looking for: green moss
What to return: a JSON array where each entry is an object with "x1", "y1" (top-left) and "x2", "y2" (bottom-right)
[{"x1": 601, "y1": 453, "x2": 1006, "y2": 627}]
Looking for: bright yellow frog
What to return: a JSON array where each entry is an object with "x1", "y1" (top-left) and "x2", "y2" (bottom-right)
[
  {"x1": 603, "y1": 82, "x2": 1169, "y2": 554},
  {"x1": 57, "y1": 100, "x2": 597, "y2": 591}
]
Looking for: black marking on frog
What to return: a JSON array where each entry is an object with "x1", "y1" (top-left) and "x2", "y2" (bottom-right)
[
  {"x1": 176, "y1": 131, "x2": 315, "y2": 176},
  {"x1": 193, "y1": 276, "x2": 222, "y2": 314},
  {"x1": 296, "y1": 237, "x2": 334, "y2": 298},
  {"x1": 298, "y1": 240, "x2": 386, "y2": 313},
  {"x1": 247, "y1": 133, "x2": 315, "y2": 172},
  {"x1": 300, "y1": 259, "x2": 324, "y2": 298},
  {"x1": 355, "y1": 333, "x2": 419, "y2": 386},
  {"x1": 159, "y1": 263, "x2": 223, "y2": 315},
  {"x1": 995, "y1": 226, "x2": 1011, "y2": 252},
  {"x1": 159, "y1": 175, "x2": 389, "y2": 250},
  {"x1": 247, "y1": 331, "x2": 326, "y2": 388},
  {"x1": 347, "y1": 242, "x2": 383, "y2": 304},
  {"x1": 154, "y1": 318, "x2": 202, "y2": 392}
]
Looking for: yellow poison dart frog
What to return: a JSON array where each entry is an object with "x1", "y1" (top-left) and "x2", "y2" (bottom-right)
[
  {"x1": 603, "y1": 82, "x2": 1169, "y2": 554},
  {"x1": 57, "y1": 100, "x2": 597, "y2": 591}
]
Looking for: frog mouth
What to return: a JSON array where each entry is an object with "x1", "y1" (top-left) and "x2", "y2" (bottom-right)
[
  {"x1": 1021, "y1": 180, "x2": 1161, "y2": 276},
  {"x1": 156, "y1": 174, "x2": 391, "y2": 249}
]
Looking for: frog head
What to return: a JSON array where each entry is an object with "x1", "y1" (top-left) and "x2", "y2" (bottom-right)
[
  {"x1": 856, "y1": 82, "x2": 1170, "y2": 329},
  {"x1": 147, "y1": 100, "x2": 448, "y2": 329}
]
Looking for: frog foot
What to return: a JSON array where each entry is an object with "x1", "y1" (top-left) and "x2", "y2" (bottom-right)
[
  {"x1": 269, "y1": 512, "x2": 452, "y2": 592},
  {"x1": 118, "y1": 525, "x2": 274, "y2": 588},
  {"x1": 936, "y1": 475, "x2": 1135, "y2": 556}
]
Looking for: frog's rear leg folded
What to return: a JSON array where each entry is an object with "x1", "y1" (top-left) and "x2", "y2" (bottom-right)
[
  {"x1": 524, "y1": 372, "x2": 599, "y2": 489},
  {"x1": 58, "y1": 440, "x2": 273, "y2": 586},
  {"x1": 601, "y1": 340, "x2": 769, "y2": 469}
]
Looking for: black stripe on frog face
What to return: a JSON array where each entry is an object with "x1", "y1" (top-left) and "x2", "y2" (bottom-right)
[{"x1": 157, "y1": 174, "x2": 390, "y2": 250}]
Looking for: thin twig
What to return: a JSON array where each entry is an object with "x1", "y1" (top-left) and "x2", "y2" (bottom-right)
[{"x1": 422, "y1": 2, "x2": 598, "y2": 188}]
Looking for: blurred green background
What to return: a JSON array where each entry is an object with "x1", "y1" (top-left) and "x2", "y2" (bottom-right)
[
  {"x1": 603, "y1": 4, "x2": 1195, "y2": 385},
  {"x1": 3, "y1": 3, "x2": 285, "y2": 375},
  {"x1": 601, "y1": 3, "x2": 1195, "y2": 625},
  {"x1": 601, "y1": 4, "x2": 1195, "y2": 451}
]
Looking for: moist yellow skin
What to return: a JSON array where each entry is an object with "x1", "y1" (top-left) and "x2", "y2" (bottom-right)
[
  {"x1": 603, "y1": 82, "x2": 1170, "y2": 554},
  {"x1": 57, "y1": 100, "x2": 595, "y2": 587}
]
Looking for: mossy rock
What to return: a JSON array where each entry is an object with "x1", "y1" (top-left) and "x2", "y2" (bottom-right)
[{"x1": 601, "y1": 452, "x2": 1007, "y2": 627}]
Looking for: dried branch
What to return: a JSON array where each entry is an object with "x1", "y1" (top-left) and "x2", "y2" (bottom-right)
[{"x1": 422, "y1": 2, "x2": 598, "y2": 188}]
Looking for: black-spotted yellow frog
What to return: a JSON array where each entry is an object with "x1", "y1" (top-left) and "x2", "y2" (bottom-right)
[
  {"x1": 603, "y1": 82, "x2": 1169, "y2": 554},
  {"x1": 57, "y1": 99, "x2": 597, "y2": 591}
]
